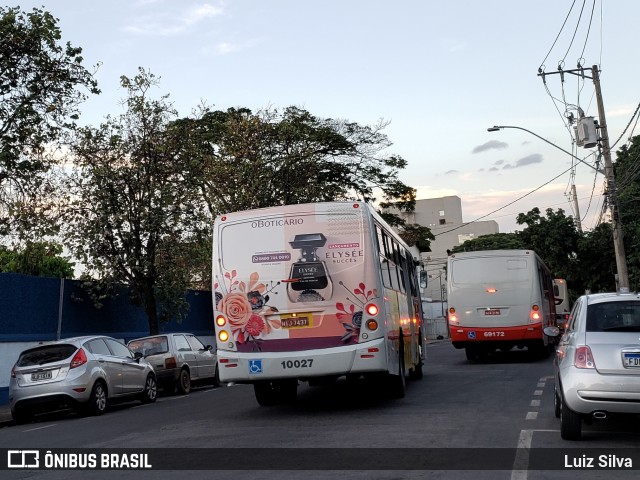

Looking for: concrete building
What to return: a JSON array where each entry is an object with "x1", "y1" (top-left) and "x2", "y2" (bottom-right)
[{"x1": 394, "y1": 196, "x2": 499, "y2": 305}]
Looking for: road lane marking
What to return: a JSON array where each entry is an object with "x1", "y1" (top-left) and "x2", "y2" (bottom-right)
[
  {"x1": 533, "y1": 390, "x2": 543, "y2": 396},
  {"x1": 529, "y1": 399, "x2": 540, "y2": 407},
  {"x1": 23, "y1": 424, "x2": 57, "y2": 433},
  {"x1": 526, "y1": 412, "x2": 538, "y2": 420}
]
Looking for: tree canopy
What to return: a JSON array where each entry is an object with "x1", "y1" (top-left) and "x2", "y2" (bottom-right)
[
  {"x1": 169, "y1": 106, "x2": 416, "y2": 222},
  {"x1": 0, "y1": 6, "x2": 98, "y2": 235},
  {"x1": 0, "y1": 241, "x2": 74, "y2": 278},
  {"x1": 63, "y1": 69, "x2": 201, "y2": 335}
]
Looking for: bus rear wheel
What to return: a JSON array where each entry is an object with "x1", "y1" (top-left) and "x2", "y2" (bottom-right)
[{"x1": 253, "y1": 380, "x2": 298, "y2": 406}]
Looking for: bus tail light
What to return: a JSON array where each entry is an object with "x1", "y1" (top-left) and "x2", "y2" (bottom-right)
[
  {"x1": 216, "y1": 315, "x2": 226, "y2": 327},
  {"x1": 448, "y1": 307, "x2": 458, "y2": 324},
  {"x1": 366, "y1": 319, "x2": 378, "y2": 331},
  {"x1": 574, "y1": 346, "x2": 595, "y2": 369},
  {"x1": 366, "y1": 303, "x2": 379, "y2": 316},
  {"x1": 530, "y1": 305, "x2": 541, "y2": 322},
  {"x1": 218, "y1": 330, "x2": 229, "y2": 342}
]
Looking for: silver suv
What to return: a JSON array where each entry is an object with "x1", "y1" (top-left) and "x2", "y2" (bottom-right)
[
  {"x1": 551, "y1": 292, "x2": 640, "y2": 440},
  {"x1": 128, "y1": 333, "x2": 218, "y2": 394},
  {"x1": 10, "y1": 335, "x2": 157, "y2": 423}
]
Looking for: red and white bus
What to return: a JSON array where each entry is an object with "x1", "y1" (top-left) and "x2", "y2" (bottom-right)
[
  {"x1": 446, "y1": 250, "x2": 556, "y2": 360},
  {"x1": 212, "y1": 202, "x2": 425, "y2": 405}
]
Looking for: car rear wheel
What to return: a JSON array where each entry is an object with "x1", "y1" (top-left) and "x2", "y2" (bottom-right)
[
  {"x1": 176, "y1": 369, "x2": 191, "y2": 395},
  {"x1": 11, "y1": 407, "x2": 33, "y2": 424},
  {"x1": 554, "y1": 385, "x2": 561, "y2": 418},
  {"x1": 141, "y1": 374, "x2": 158, "y2": 404},
  {"x1": 85, "y1": 381, "x2": 108, "y2": 416},
  {"x1": 560, "y1": 397, "x2": 582, "y2": 440}
]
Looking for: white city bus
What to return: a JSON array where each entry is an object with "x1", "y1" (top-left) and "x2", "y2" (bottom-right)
[
  {"x1": 446, "y1": 250, "x2": 557, "y2": 360},
  {"x1": 553, "y1": 278, "x2": 570, "y2": 329},
  {"x1": 212, "y1": 202, "x2": 425, "y2": 405}
]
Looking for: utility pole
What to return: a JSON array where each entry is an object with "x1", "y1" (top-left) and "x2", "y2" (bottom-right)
[
  {"x1": 535, "y1": 65, "x2": 629, "y2": 292},
  {"x1": 570, "y1": 184, "x2": 582, "y2": 232},
  {"x1": 592, "y1": 65, "x2": 629, "y2": 292}
]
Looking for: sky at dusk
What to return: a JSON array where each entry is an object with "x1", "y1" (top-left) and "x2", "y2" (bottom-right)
[{"x1": 13, "y1": 0, "x2": 640, "y2": 232}]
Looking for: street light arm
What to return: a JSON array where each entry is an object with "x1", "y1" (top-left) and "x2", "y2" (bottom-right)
[{"x1": 488, "y1": 125, "x2": 603, "y2": 174}]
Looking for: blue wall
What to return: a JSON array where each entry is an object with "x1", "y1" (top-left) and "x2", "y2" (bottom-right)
[
  {"x1": 0, "y1": 273, "x2": 214, "y2": 343},
  {"x1": 1, "y1": 273, "x2": 214, "y2": 405}
]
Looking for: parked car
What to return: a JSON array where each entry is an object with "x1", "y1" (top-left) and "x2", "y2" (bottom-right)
[
  {"x1": 10, "y1": 335, "x2": 157, "y2": 424},
  {"x1": 548, "y1": 292, "x2": 640, "y2": 440},
  {"x1": 128, "y1": 333, "x2": 219, "y2": 394}
]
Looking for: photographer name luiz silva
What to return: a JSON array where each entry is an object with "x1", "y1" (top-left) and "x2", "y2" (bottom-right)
[{"x1": 564, "y1": 454, "x2": 633, "y2": 469}]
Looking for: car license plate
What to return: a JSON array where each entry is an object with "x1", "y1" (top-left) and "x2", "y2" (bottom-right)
[
  {"x1": 623, "y1": 353, "x2": 640, "y2": 367},
  {"x1": 484, "y1": 309, "x2": 500, "y2": 316},
  {"x1": 280, "y1": 313, "x2": 313, "y2": 329},
  {"x1": 31, "y1": 371, "x2": 53, "y2": 381}
]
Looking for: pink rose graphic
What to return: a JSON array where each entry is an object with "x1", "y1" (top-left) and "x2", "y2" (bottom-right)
[{"x1": 219, "y1": 292, "x2": 252, "y2": 328}]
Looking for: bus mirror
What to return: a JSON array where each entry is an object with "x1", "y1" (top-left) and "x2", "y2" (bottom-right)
[{"x1": 419, "y1": 271, "x2": 428, "y2": 289}]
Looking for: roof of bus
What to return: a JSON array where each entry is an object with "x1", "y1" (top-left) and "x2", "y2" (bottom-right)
[{"x1": 449, "y1": 249, "x2": 537, "y2": 259}]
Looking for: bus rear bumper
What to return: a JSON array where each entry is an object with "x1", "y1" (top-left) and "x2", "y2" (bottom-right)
[
  {"x1": 217, "y1": 338, "x2": 388, "y2": 383},
  {"x1": 449, "y1": 324, "x2": 544, "y2": 349}
]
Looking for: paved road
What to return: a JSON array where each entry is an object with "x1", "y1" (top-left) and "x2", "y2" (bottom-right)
[{"x1": 2, "y1": 342, "x2": 640, "y2": 479}]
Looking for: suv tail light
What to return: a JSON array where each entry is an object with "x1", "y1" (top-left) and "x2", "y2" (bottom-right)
[
  {"x1": 11, "y1": 365, "x2": 16, "y2": 378},
  {"x1": 574, "y1": 346, "x2": 596, "y2": 369},
  {"x1": 70, "y1": 348, "x2": 87, "y2": 369}
]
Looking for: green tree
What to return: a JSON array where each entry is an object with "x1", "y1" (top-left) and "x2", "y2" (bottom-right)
[
  {"x1": 515, "y1": 207, "x2": 580, "y2": 281},
  {"x1": 399, "y1": 223, "x2": 435, "y2": 252},
  {"x1": 63, "y1": 69, "x2": 201, "y2": 335},
  {"x1": 575, "y1": 222, "x2": 616, "y2": 295},
  {"x1": 613, "y1": 135, "x2": 640, "y2": 291},
  {"x1": 0, "y1": 241, "x2": 73, "y2": 278},
  {"x1": 450, "y1": 232, "x2": 524, "y2": 253},
  {"x1": 169, "y1": 106, "x2": 416, "y2": 222},
  {"x1": 0, "y1": 7, "x2": 98, "y2": 235}
]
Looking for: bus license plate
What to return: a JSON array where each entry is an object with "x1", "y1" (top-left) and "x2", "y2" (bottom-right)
[
  {"x1": 623, "y1": 353, "x2": 640, "y2": 367},
  {"x1": 280, "y1": 313, "x2": 313, "y2": 329},
  {"x1": 31, "y1": 371, "x2": 53, "y2": 381},
  {"x1": 484, "y1": 309, "x2": 500, "y2": 316}
]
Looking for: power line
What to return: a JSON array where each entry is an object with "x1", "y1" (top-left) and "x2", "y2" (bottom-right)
[{"x1": 434, "y1": 164, "x2": 576, "y2": 237}]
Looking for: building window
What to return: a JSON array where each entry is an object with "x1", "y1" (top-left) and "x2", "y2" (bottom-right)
[
  {"x1": 439, "y1": 210, "x2": 445, "y2": 217},
  {"x1": 439, "y1": 219, "x2": 446, "y2": 225}
]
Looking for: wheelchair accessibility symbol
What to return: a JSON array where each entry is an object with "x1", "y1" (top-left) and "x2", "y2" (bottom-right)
[
  {"x1": 467, "y1": 331, "x2": 476, "y2": 339},
  {"x1": 249, "y1": 359, "x2": 263, "y2": 374}
]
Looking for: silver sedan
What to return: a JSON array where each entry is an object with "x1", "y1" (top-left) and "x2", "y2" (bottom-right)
[
  {"x1": 550, "y1": 292, "x2": 640, "y2": 440},
  {"x1": 9, "y1": 335, "x2": 157, "y2": 423}
]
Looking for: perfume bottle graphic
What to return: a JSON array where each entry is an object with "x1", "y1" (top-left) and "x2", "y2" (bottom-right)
[{"x1": 287, "y1": 233, "x2": 333, "y2": 302}]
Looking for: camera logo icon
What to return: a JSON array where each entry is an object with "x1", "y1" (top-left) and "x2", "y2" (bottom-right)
[{"x1": 7, "y1": 450, "x2": 40, "y2": 468}]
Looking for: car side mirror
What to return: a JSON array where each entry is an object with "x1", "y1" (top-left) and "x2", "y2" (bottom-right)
[
  {"x1": 134, "y1": 351, "x2": 143, "y2": 361},
  {"x1": 205, "y1": 345, "x2": 213, "y2": 352},
  {"x1": 543, "y1": 326, "x2": 561, "y2": 337}
]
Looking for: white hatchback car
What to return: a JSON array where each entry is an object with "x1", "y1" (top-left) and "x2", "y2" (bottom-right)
[
  {"x1": 10, "y1": 336, "x2": 157, "y2": 423},
  {"x1": 551, "y1": 292, "x2": 640, "y2": 440}
]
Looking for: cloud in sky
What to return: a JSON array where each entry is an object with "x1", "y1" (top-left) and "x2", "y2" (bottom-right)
[
  {"x1": 125, "y1": 3, "x2": 223, "y2": 36},
  {"x1": 472, "y1": 140, "x2": 508, "y2": 154},
  {"x1": 445, "y1": 170, "x2": 459, "y2": 175},
  {"x1": 514, "y1": 153, "x2": 543, "y2": 167}
]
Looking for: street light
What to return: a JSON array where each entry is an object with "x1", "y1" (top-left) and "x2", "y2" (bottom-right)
[
  {"x1": 488, "y1": 124, "x2": 629, "y2": 292},
  {"x1": 487, "y1": 125, "x2": 603, "y2": 174}
]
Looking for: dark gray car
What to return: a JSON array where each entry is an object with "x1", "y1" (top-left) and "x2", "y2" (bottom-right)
[{"x1": 128, "y1": 333, "x2": 219, "y2": 394}]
